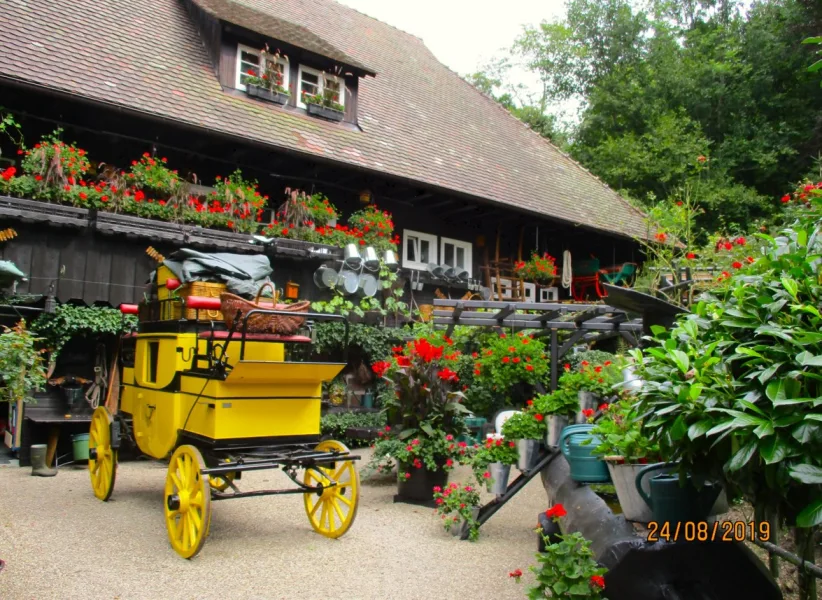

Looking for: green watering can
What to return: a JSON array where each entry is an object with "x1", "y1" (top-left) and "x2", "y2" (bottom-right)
[
  {"x1": 635, "y1": 463, "x2": 721, "y2": 525},
  {"x1": 559, "y1": 424, "x2": 611, "y2": 484}
]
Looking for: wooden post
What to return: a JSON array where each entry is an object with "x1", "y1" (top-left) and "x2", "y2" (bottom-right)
[
  {"x1": 45, "y1": 426, "x2": 59, "y2": 467},
  {"x1": 550, "y1": 329, "x2": 559, "y2": 391},
  {"x1": 795, "y1": 526, "x2": 818, "y2": 600}
]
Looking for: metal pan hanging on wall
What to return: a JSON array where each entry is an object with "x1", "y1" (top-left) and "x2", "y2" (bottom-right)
[
  {"x1": 357, "y1": 273, "x2": 379, "y2": 298},
  {"x1": 337, "y1": 270, "x2": 360, "y2": 296},
  {"x1": 313, "y1": 265, "x2": 334, "y2": 289}
]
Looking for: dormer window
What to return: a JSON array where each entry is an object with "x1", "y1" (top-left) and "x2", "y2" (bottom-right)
[
  {"x1": 297, "y1": 65, "x2": 344, "y2": 110},
  {"x1": 235, "y1": 43, "x2": 289, "y2": 92}
]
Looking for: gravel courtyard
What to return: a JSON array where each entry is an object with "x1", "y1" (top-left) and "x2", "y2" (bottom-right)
[{"x1": 0, "y1": 448, "x2": 547, "y2": 600}]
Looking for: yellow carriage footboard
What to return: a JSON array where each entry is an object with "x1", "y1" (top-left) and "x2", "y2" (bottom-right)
[{"x1": 178, "y1": 362, "x2": 346, "y2": 443}]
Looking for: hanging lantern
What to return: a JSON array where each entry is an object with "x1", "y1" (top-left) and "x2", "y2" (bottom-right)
[
  {"x1": 359, "y1": 189, "x2": 372, "y2": 204},
  {"x1": 284, "y1": 281, "x2": 300, "y2": 300}
]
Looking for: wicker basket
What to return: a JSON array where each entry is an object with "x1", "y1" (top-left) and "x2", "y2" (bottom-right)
[
  {"x1": 220, "y1": 282, "x2": 310, "y2": 334},
  {"x1": 164, "y1": 281, "x2": 227, "y2": 321}
]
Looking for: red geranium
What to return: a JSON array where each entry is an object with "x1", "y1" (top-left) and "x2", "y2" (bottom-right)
[{"x1": 545, "y1": 504, "x2": 567, "y2": 519}]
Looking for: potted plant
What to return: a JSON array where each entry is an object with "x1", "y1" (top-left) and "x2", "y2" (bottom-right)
[
  {"x1": 533, "y1": 388, "x2": 580, "y2": 447},
  {"x1": 558, "y1": 359, "x2": 622, "y2": 422},
  {"x1": 303, "y1": 72, "x2": 345, "y2": 122},
  {"x1": 374, "y1": 336, "x2": 471, "y2": 502},
  {"x1": 433, "y1": 482, "x2": 482, "y2": 541},
  {"x1": 501, "y1": 407, "x2": 545, "y2": 472},
  {"x1": 244, "y1": 46, "x2": 290, "y2": 105},
  {"x1": 474, "y1": 332, "x2": 550, "y2": 406},
  {"x1": 514, "y1": 251, "x2": 558, "y2": 283},
  {"x1": 582, "y1": 398, "x2": 661, "y2": 522},
  {"x1": 511, "y1": 503, "x2": 608, "y2": 599},
  {"x1": 472, "y1": 433, "x2": 518, "y2": 495},
  {"x1": 0, "y1": 321, "x2": 47, "y2": 405}
]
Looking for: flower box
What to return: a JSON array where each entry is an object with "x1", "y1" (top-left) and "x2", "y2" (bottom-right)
[
  {"x1": 306, "y1": 103, "x2": 344, "y2": 122},
  {"x1": 246, "y1": 84, "x2": 289, "y2": 106}
]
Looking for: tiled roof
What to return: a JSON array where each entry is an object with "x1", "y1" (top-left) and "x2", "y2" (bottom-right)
[
  {"x1": 0, "y1": 0, "x2": 648, "y2": 239},
  {"x1": 192, "y1": 0, "x2": 376, "y2": 75}
]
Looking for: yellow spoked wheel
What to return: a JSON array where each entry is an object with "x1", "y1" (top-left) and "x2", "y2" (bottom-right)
[
  {"x1": 303, "y1": 440, "x2": 359, "y2": 539},
  {"x1": 164, "y1": 445, "x2": 212, "y2": 559},
  {"x1": 88, "y1": 407, "x2": 117, "y2": 501},
  {"x1": 208, "y1": 459, "x2": 236, "y2": 492}
]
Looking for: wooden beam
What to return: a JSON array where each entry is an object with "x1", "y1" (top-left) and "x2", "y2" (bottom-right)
[
  {"x1": 550, "y1": 329, "x2": 559, "y2": 391},
  {"x1": 493, "y1": 303, "x2": 517, "y2": 321},
  {"x1": 620, "y1": 330, "x2": 640, "y2": 347},
  {"x1": 442, "y1": 205, "x2": 480, "y2": 218},
  {"x1": 445, "y1": 302, "x2": 465, "y2": 337},
  {"x1": 559, "y1": 330, "x2": 588, "y2": 357},
  {"x1": 430, "y1": 318, "x2": 643, "y2": 331}
]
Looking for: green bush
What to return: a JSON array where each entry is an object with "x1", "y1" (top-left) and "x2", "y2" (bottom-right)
[
  {"x1": 567, "y1": 350, "x2": 616, "y2": 371},
  {"x1": 320, "y1": 411, "x2": 386, "y2": 448}
]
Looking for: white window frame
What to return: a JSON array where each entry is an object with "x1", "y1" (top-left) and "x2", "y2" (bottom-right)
[
  {"x1": 490, "y1": 277, "x2": 513, "y2": 300},
  {"x1": 439, "y1": 236, "x2": 472, "y2": 276},
  {"x1": 296, "y1": 64, "x2": 345, "y2": 110},
  {"x1": 523, "y1": 282, "x2": 536, "y2": 303},
  {"x1": 402, "y1": 229, "x2": 438, "y2": 271},
  {"x1": 235, "y1": 44, "x2": 290, "y2": 93}
]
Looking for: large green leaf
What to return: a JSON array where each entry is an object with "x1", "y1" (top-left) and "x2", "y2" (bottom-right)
[
  {"x1": 789, "y1": 464, "x2": 822, "y2": 484},
  {"x1": 670, "y1": 415, "x2": 688, "y2": 441},
  {"x1": 758, "y1": 362, "x2": 783, "y2": 385},
  {"x1": 670, "y1": 350, "x2": 690, "y2": 374},
  {"x1": 759, "y1": 437, "x2": 789, "y2": 465},
  {"x1": 728, "y1": 439, "x2": 757, "y2": 471},
  {"x1": 688, "y1": 420, "x2": 713, "y2": 440},
  {"x1": 796, "y1": 499, "x2": 822, "y2": 528},
  {"x1": 796, "y1": 351, "x2": 822, "y2": 367}
]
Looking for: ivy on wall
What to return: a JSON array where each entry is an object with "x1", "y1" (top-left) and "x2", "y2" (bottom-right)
[{"x1": 31, "y1": 304, "x2": 138, "y2": 359}]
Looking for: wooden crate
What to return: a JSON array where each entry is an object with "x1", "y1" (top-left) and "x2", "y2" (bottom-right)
[{"x1": 163, "y1": 281, "x2": 227, "y2": 321}]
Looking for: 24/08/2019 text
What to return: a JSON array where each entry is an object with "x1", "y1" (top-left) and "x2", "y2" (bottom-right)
[{"x1": 646, "y1": 521, "x2": 770, "y2": 543}]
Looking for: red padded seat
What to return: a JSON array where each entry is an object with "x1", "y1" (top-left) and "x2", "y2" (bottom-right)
[
  {"x1": 198, "y1": 331, "x2": 311, "y2": 343},
  {"x1": 122, "y1": 332, "x2": 138, "y2": 339}
]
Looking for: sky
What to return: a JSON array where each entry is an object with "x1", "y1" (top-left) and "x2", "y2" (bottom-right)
[{"x1": 335, "y1": 0, "x2": 567, "y2": 77}]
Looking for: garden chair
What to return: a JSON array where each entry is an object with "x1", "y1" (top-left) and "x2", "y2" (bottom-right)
[
  {"x1": 599, "y1": 262, "x2": 638, "y2": 287},
  {"x1": 570, "y1": 258, "x2": 605, "y2": 301}
]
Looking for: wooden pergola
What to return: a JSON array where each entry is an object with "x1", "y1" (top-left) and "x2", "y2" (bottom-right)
[{"x1": 431, "y1": 298, "x2": 645, "y2": 390}]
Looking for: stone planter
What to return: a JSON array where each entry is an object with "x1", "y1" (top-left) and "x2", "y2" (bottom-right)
[
  {"x1": 306, "y1": 102, "x2": 344, "y2": 122},
  {"x1": 246, "y1": 84, "x2": 289, "y2": 106}
]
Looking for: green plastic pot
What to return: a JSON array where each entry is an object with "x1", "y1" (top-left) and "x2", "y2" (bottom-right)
[{"x1": 72, "y1": 433, "x2": 90, "y2": 461}]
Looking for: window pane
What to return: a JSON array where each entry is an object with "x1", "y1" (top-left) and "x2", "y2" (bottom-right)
[
  {"x1": 239, "y1": 51, "x2": 260, "y2": 87},
  {"x1": 456, "y1": 247, "x2": 465, "y2": 268},
  {"x1": 407, "y1": 236, "x2": 418, "y2": 262},
  {"x1": 443, "y1": 243, "x2": 454, "y2": 266},
  {"x1": 420, "y1": 240, "x2": 430, "y2": 264}
]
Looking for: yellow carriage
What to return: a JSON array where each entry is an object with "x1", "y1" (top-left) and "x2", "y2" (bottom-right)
[{"x1": 88, "y1": 292, "x2": 358, "y2": 559}]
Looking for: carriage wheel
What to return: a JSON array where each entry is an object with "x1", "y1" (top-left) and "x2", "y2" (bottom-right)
[
  {"x1": 208, "y1": 459, "x2": 236, "y2": 492},
  {"x1": 88, "y1": 407, "x2": 117, "y2": 501},
  {"x1": 164, "y1": 445, "x2": 212, "y2": 559},
  {"x1": 303, "y1": 440, "x2": 360, "y2": 539}
]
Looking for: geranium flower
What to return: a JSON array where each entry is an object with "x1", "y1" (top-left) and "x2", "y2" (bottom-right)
[
  {"x1": 582, "y1": 408, "x2": 594, "y2": 418},
  {"x1": 437, "y1": 368, "x2": 459, "y2": 382},
  {"x1": 732, "y1": 261, "x2": 743, "y2": 269},
  {"x1": 525, "y1": 365, "x2": 534, "y2": 371},
  {"x1": 534, "y1": 414, "x2": 544, "y2": 422},
  {"x1": 590, "y1": 575, "x2": 605, "y2": 589},
  {"x1": 594, "y1": 366, "x2": 602, "y2": 373},
  {"x1": 735, "y1": 236, "x2": 746, "y2": 245},
  {"x1": 781, "y1": 194, "x2": 791, "y2": 203},
  {"x1": 746, "y1": 256, "x2": 755, "y2": 263},
  {"x1": 723, "y1": 242, "x2": 733, "y2": 251},
  {"x1": 654, "y1": 232, "x2": 667, "y2": 242},
  {"x1": 509, "y1": 569, "x2": 523, "y2": 582},
  {"x1": 545, "y1": 504, "x2": 566, "y2": 519},
  {"x1": 604, "y1": 360, "x2": 612, "y2": 366},
  {"x1": 686, "y1": 252, "x2": 696, "y2": 259}
]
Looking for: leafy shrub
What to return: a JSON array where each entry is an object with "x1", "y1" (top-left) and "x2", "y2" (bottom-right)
[
  {"x1": 0, "y1": 321, "x2": 47, "y2": 404},
  {"x1": 31, "y1": 304, "x2": 138, "y2": 359},
  {"x1": 320, "y1": 411, "x2": 386, "y2": 448},
  {"x1": 567, "y1": 350, "x2": 616, "y2": 371}
]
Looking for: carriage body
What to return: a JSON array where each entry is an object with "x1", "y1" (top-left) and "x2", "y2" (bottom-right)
[{"x1": 119, "y1": 330, "x2": 343, "y2": 460}]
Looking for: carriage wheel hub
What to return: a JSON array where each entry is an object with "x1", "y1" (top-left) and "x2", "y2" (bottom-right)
[
  {"x1": 167, "y1": 494, "x2": 181, "y2": 511},
  {"x1": 88, "y1": 448, "x2": 98, "y2": 461}
]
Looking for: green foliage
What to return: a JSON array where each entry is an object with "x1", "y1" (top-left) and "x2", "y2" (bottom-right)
[
  {"x1": 567, "y1": 350, "x2": 617, "y2": 371},
  {"x1": 632, "y1": 188, "x2": 822, "y2": 527},
  {"x1": 533, "y1": 389, "x2": 580, "y2": 419},
  {"x1": 471, "y1": 435, "x2": 518, "y2": 482},
  {"x1": 433, "y1": 482, "x2": 482, "y2": 541},
  {"x1": 557, "y1": 360, "x2": 623, "y2": 397},
  {"x1": 474, "y1": 332, "x2": 549, "y2": 403},
  {"x1": 391, "y1": 429, "x2": 471, "y2": 476},
  {"x1": 320, "y1": 411, "x2": 386, "y2": 448},
  {"x1": 501, "y1": 410, "x2": 546, "y2": 440},
  {"x1": 0, "y1": 321, "x2": 47, "y2": 404},
  {"x1": 805, "y1": 35, "x2": 822, "y2": 86},
  {"x1": 362, "y1": 429, "x2": 404, "y2": 477},
  {"x1": 31, "y1": 304, "x2": 138, "y2": 359},
  {"x1": 312, "y1": 321, "x2": 399, "y2": 364},
  {"x1": 584, "y1": 398, "x2": 660, "y2": 462}
]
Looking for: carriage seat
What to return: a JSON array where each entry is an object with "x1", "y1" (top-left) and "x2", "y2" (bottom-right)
[{"x1": 197, "y1": 331, "x2": 312, "y2": 343}]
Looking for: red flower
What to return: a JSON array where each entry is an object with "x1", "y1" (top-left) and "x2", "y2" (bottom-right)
[
  {"x1": 604, "y1": 360, "x2": 612, "y2": 366},
  {"x1": 525, "y1": 365, "x2": 534, "y2": 371},
  {"x1": 697, "y1": 155, "x2": 707, "y2": 163},
  {"x1": 134, "y1": 190, "x2": 145, "y2": 202},
  {"x1": 437, "y1": 368, "x2": 459, "y2": 383},
  {"x1": 1, "y1": 166, "x2": 16, "y2": 181},
  {"x1": 413, "y1": 338, "x2": 443, "y2": 362},
  {"x1": 581, "y1": 360, "x2": 589, "y2": 367},
  {"x1": 501, "y1": 356, "x2": 510, "y2": 364},
  {"x1": 371, "y1": 361, "x2": 392, "y2": 377},
  {"x1": 563, "y1": 363, "x2": 571, "y2": 371},
  {"x1": 534, "y1": 414, "x2": 544, "y2": 422},
  {"x1": 732, "y1": 261, "x2": 743, "y2": 269},
  {"x1": 723, "y1": 242, "x2": 733, "y2": 251},
  {"x1": 509, "y1": 569, "x2": 523, "y2": 580},
  {"x1": 404, "y1": 472, "x2": 411, "y2": 480},
  {"x1": 499, "y1": 333, "x2": 506, "y2": 339},
  {"x1": 654, "y1": 232, "x2": 667, "y2": 242},
  {"x1": 590, "y1": 575, "x2": 605, "y2": 589},
  {"x1": 599, "y1": 403, "x2": 609, "y2": 411},
  {"x1": 594, "y1": 366, "x2": 603, "y2": 373},
  {"x1": 512, "y1": 357, "x2": 521, "y2": 364},
  {"x1": 582, "y1": 408, "x2": 595, "y2": 418},
  {"x1": 392, "y1": 346, "x2": 404, "y2": 354},
  {"x1": 79, "y1": 192, "x2": 87, "y2": 200},
  {"x1": 746, "y1": 256, "x2": 755, "y2": 264},
  {"x1": 735, "y1": 236, "x2": 746, "y2": 246},
  {"x1": 781, "y1": 194, "x2": 791, "y2": 203},
  {"x1": 34, "y1": 174, "x2": 43, "y2": 181},
  {"x1": 545, "y1": 504, "x2": 567, "y2": 519},
  {"x1": 526, "y1": 399, "x2": 533, "y2": 406},
  {"x1": 686, "y1": 252, "x2": 696, "y2": 259},
  {"x1": 483, "y1": 471, "x2": 491, "y2": 479},
  {"x1": 471, "y1": 352, "x2": 478, "y2": 358}
]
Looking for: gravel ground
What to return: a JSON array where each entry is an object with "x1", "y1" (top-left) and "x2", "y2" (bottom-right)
[{"x1": 0, "y1": 448, "x2": 547, "y2": 600}]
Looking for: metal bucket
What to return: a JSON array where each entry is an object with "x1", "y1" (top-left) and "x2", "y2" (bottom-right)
[
  {"x1": 575, "y1": 391, "x2": 599, "y2": 423},
  {"x1": 313, "y1": 265, "x2": 334, "y2": 289},
  {"x1": 606, "y1": 461, "x2": 654, "y2": 522},
  {"x1": 450, "y1": 507, "x2": 481, "y2": 538},
  {"x1": 545, "y1": 415, "x2": 569, "y2": 447},
  {"x1": 343, "y1": 244, "x2": 362, "y2": 269},
  {"x1": 516, "y1": 438, "x2": 542, "y2": 472},
  {"x1": 383, "y1": 250, "x2": 399, "y2": 272},
  {"x1": 487, "y1": 462, "x2": 511, "y2": 495},
  {"x1": 336, "y1": 270, "x2": 359, "y2": 295},
  {"x1": 363, "y1": 246, "x2": 380, "y2": 270},
  {"x1": 357, "y1": 273, "x2": 378, "y2": 297}
]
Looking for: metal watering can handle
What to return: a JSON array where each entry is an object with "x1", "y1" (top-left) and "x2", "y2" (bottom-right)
[
  {"x1": 634, "y1": 462, "x2": 675, "y2": 510},
  {"x1": 558, "y1": 424, "x2": 590, "y2": 459}
]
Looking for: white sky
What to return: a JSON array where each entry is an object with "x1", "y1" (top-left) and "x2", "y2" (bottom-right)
[{"x1": 336, "y1": 0, "x2": 567, "y2": 76}]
